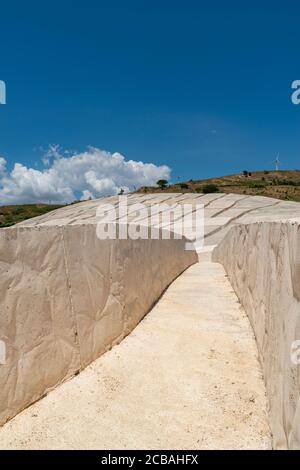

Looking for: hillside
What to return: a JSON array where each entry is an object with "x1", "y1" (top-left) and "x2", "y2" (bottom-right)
[
  {"x1": 0, "y1": 204, "x2": 64, "y2": 228},
  {"x1": 138, "y1": 170, "x2": 300, "y2": 202}
]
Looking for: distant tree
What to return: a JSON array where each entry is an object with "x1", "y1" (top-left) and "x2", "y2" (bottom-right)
[
  {"x1": 201, "y1": 184, "x2": 219, "y2": 194},
  {"x1": 248, "y1": 172, "x2": 252, "y2": 177},
  {"x1": 180, "y1": 183, "x2": 189, "y2": 189},
  {"x1": 156, "y1": 179, "x2": 168, "y2": 189},
  {"x1": 118, "y1": 188, "x2": 125, "y2": 195},
  {"x1": 243, "y1": 170, "x2": 249, "y2": 177}
]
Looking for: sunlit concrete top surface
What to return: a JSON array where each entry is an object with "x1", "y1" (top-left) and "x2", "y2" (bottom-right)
[{"x1": 17, "y1": 192, "x2": 300, "y2": 250}]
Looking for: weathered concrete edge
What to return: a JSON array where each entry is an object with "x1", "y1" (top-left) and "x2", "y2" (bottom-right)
[
  {"x1": 0, "y1": 224, "x2": 197, "y2": 426},
  {"x1": 212, "y1": 221, "x2": 300, "y2": 450}
]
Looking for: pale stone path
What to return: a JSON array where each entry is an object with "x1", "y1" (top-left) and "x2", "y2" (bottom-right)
[{"x1": 0, "y1": 262, "x2": 271, "y2": 450}]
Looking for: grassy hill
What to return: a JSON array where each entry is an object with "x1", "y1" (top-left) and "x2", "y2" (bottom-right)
[
  {"x1": 138, "y1": 170, "x2": 300, "y2": 202},
  {"x1": 0, "y1": 204, "x2": 64, "y2": 228}
]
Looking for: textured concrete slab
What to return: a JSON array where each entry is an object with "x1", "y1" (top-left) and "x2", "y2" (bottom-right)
[
  {"x1": 0, "y1": 262, "x2": 271, "y2": 450},
  {"x1": 1, "y1": 192, "x2": 300, "y2": 448},
  {"x1": 213, "y1": 221, "x2": 300, "y2": 449},
  {"x1": 0, "y1": 225, "x2": 196, "y2": 426},
  {"x1": 17, "y1": 193, "x2": 300, "y2": 241}
]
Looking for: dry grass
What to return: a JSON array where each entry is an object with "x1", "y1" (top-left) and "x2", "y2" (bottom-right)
[{"x1": 138, "y1": 170, "x2": 300, "y2": 202}]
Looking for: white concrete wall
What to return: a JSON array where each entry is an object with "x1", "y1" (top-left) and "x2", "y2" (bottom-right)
[
  {"x1": 213, "y1": 221, "x2": 300, "y2": 449},
  {"x1": 0, "y1": 225, "x2": 197, "y2": 426}
]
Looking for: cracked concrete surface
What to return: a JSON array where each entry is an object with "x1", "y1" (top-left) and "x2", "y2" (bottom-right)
[
  {"x1": 0, "y1": 262, "x2": 271, "y2": 450},
  {"x1": 1, "y1": 192, "x2": 299, "y2": 449},
  {"x1": 213, "y1": 221, "x2": 300, "y2": 449}
]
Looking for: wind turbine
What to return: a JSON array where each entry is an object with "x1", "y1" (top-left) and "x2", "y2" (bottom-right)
[{"x1": 272, "y1": 154, "x2": 281, "y2": 171}]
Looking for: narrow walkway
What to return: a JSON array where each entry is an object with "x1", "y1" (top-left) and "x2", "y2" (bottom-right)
[{"x1": 0, "y1": 262, "x2": 271, "y2": 449}]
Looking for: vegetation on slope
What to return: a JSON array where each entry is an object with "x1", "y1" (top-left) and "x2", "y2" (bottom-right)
[
  {"x1": 0, "y1": 204, "x2": 64, "y2": 228},
  {"x1": 138, "y1": 170, "x2": 300, "y2": 202}
]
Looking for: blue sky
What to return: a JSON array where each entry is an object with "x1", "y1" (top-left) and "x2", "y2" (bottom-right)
[{"x1": 0, "y1": 1, "x2": 300, "y2": 202}]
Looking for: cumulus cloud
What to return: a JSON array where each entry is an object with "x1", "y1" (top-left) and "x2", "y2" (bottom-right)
[
  {"x1": 0, "y1": 147, "x2": 171, "y2": 205},
  {"x1": 0, "y1": 157, "x2": 6, "y2": 175}
]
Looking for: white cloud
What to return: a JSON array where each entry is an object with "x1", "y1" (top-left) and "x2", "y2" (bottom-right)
[
  {"x1": 0, "y1": 157, "x2": 7, "y2": 175},
  {"x1": 0, "y1": 147, "x2": 171, "y2": 205}
]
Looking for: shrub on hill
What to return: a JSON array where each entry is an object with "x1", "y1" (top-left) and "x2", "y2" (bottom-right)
[
  {"x1": 196, "y1": 183, "x2": 219, "y2": 194},
  {"x1": 249, "y1": 182, "x2": 267, "y2": 189}
]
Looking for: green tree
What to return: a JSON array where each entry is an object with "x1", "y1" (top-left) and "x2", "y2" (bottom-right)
[
  {"x1": 156, "y1": 179, "x2": 168, "y2": 189},
  {"x1": 201, "y1": 183, "x2": 219, "y2": 194}
]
